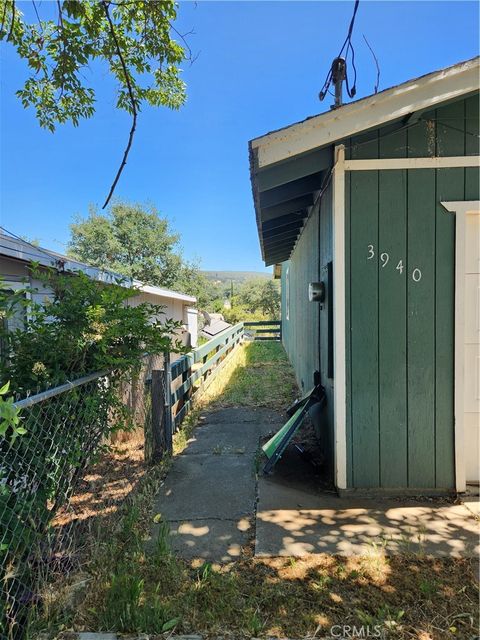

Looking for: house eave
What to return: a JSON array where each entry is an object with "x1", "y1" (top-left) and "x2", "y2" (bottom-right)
[
  {"x1": 249, "y1": 56, "x2": 480, "y2": 266},
  {"x1": 0, "y1": 233, "x2": 197, "y2": 304},
  {"x1": 250, "y1": 56, "x2": 480, "y2": 169}
]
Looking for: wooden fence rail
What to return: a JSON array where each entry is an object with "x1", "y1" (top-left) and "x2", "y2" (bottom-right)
[
  {"x1": 243, "y1": 320, "x2": 282, "y2": 341},
  {"x1": 148, "y1": 319, "x2": 281, "y2": 460},
  {"x1": 149, "y1": 322, "x2": 245, "y2": 456}
]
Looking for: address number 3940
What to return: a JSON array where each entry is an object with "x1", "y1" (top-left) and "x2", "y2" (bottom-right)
[{"x1": 366, "y1": 245, "x2": 422, "y2": 282}]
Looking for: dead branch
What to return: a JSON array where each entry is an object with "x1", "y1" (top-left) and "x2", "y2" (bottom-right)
[
  {"x1": 101, "y1": 0, "x2": 138, "y2": 209},
  {"x1": 169, "y1": 22, "x2": 199, "y2": 64}
]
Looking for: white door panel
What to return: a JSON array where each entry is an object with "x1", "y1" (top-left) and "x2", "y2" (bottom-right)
[
  {"x1": 464, "y1": 413, "x2": 480, "y2": 483},
  {"x1": 465, "y1": 212, "x2": 480, "y2": 274},
  {"x1": 463, "y1": 211, "x2": 480, "y2": 484}
]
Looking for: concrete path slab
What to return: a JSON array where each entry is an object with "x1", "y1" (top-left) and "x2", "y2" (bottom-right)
[
  {"x1": 462, "y1": 495, "x2": 480, "y2": 518},
  {"x1": 147, "y1": 407, "x2": 283, "y2": 562},
  {"x1": 168, "y1": 517, "x2": 253, "y2": 562},
  {"x1": 198, "y1": 407, "x2": 284, "y2": 425},
  {"x1": 184, "y1": 422, "x2": 269, "y2": 455},
  {"x1": 153, "y1": 454, "x2": 255, "y2": 520},
  {"x1": 256, "y1": 478, "x2": 480, "y2": 558}
]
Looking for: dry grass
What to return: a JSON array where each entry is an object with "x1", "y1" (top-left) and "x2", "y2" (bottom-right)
[
  {"x1": 205, "y1": 341, "x2": 297, "y2": 410},
  {"x1": 31, "y1": 342, "x2": 479, "y2": 640},
  {"x1": 62, "y1": 544, "x2": 479, "y2": 639}
]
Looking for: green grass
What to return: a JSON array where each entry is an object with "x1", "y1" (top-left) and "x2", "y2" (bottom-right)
[
  {"x1": 46, "y1": 519, "x2": 480, "y2": 639},
  {"x1": 210, "y1": 341, "x2": 297, "y2": 410}
]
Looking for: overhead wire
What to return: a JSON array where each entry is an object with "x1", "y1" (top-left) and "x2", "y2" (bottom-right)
[{"x1": 319, "y1": 0, "x2": 360, "y2": 102}]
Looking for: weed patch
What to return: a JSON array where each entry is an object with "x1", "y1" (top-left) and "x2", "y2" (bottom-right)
[{"x1": 28, "y1": 341, "x2": 479, "y2": 640}]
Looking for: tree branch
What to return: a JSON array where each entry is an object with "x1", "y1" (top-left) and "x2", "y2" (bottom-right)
[
  {"x1": 1, "y1": 0, "x2": 9, "y2": 34},
  {"x1": 6, "y1": 0, "x2": 15, "y2": 41},
  {"x1": 169, "y1": 22, "x2": 198, "y2": 64},
  {"x1": 55, "y1": 0, "x2": 67, "y2": 99},
  {"x1": 56, "y1": 0, "x2": 63, "y2": 29},
  {"x1": 32, "y1": 0, "x2": 42, "y2": 31},
  {"x1": 101, "y1": 0, "x2": 137, "y2": 209}
]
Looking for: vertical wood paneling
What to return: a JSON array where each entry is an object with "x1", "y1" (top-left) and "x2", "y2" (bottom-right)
[
  {"x1": 350, "y1": 132, "x2": 380, "y2": 488},
  {"x1": 319, "y1": 182, "x2": 335, "y2": 475},
  {"x1": 350, "y1": 170, "x2": 380, "y2": 487},
  {"x1": 280, "y1": 94, "x2": 478, "y2": 490},
  {"x1": 435, "y1": 100, "x2": 465, "y2": 488},
  {"x1": 378, "y1": 130, "x2": 408, "y2": 487},
  {"x1": 344, "y1": 172, "x2": 353, "y2": 487},
  {"x1": 407, "y1": 123, "x2": 436, "y2": 487},
  {"x1": 344, "y1": 96, "x2": 477, "y2": 490},
  {"x1": 282, "y1": 208, "x2": 320, "y2": 394},
  {"x1": 465, "y1": 95, "x2": 480, "y2": 200}
]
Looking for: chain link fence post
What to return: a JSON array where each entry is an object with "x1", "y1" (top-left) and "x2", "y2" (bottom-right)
[
  {"x1": 163, "y1": 350, "x2": 173, "y2": 453},
  {"x1": 150, "y1": 369, "x2": 165, "y2": 463}
]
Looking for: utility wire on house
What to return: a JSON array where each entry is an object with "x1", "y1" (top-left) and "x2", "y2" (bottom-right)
[
  {"x1": 363, "y1": 34, "x2": 380, "y2": 94},
  {"x1": 318, "y1": 0, "x2": 360, "y2": 107}
]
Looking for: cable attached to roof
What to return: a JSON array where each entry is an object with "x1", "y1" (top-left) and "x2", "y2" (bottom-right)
[{"x1": 319, "y1": 0, "x2": 360, "y2": 106}]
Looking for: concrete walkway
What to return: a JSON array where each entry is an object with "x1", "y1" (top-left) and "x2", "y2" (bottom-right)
[
  {"x1": 256, "y1": 478, "x2": 480, "y2": 557},
  {"x1": 149, "y1": 407, "x2": 480, "y2": 562},
  {"x1": 149, "y1": 407, "x2": 283, "y2": 562}
]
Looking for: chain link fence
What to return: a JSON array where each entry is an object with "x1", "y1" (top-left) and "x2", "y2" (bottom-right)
[
  {"x1": 1, "y1": 354, "x2": 167, "y2": 640},
  {"x1": 0, "y1": 329, "x2": 246, "y2": 639}
]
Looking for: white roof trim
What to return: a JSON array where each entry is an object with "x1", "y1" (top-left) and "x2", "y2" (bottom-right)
[
  {"x1": 135, "y1": 283, "x2": 196, "y2": 303},
  {"x1": 251, "y1": 57, "x2": 480, "y2": 168},
  {"x1": 0, "y1": 233, "x2": 196, "y2": 304}
]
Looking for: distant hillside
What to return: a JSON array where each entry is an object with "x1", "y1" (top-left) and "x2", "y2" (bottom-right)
[{"x1": 202, "y1": 270, "x2": 271, "y2": 284}]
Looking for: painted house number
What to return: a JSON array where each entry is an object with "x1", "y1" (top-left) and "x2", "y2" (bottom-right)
[{"x1": 366, "y1": 245, "x2": 422, "y2": 281}]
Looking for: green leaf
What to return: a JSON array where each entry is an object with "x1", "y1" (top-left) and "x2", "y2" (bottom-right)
[
  {"x1": 161, "y1": 618, "x2": 179, "y2": 632},
  {"x1": 0, "y1": 381, "x2": 10, "y2": 395}
]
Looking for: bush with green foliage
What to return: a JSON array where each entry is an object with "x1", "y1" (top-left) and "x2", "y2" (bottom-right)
[
  {"x1": 1, "y1": 267, "x2": 182, "y2": 396},
  {"x1": 0, "y1": 268, "x2": 183, "y2": 636}
]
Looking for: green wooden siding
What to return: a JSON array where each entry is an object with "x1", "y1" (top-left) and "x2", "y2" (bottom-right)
[
  {"x1": 281, "y1": 209, "x2": 320, "y2": 393},
  {"x1": 345, "y1": 94, "x2": 480, "y2": 489},
  {"x1": 281, "y1": 182, "x2": 335, "y2": 473}
]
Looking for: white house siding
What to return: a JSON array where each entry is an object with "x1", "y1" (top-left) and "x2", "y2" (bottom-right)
[{"x1": 0, "y1": 255, "x2": 196, "y2": 351}]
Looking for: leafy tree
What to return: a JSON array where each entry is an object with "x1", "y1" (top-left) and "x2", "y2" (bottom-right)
[
  {"x1": 68, "y1": 201, "x2": 189, "y2": 291},
  {"x1": 174, "y1": 262, "x2": 211, "y2": 309},
  {"x1": 0, "y1": 0, "x2": 191, "y2": 206},
  {"x1": 236, "y1": 278, "x2": 281, "y2": 318},
  {"x1": 0, "y1": 268, "x2": 182, "y2": 395}
]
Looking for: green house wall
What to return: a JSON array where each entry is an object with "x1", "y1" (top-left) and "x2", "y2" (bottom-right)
[
  {"x1": 280, "y1": 92, "x2": 479, "y2": 491},
  {"x1": 345, "y1": 94, "x2": 479, "y2": 489},
  {"x1": 281, "y1": 181, "x2": 335, "y2": 474}
]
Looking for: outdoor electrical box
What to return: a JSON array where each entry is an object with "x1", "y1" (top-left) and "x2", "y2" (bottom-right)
[{"x1": 308, "y1": 281, "x2": 325, "y2": 303}]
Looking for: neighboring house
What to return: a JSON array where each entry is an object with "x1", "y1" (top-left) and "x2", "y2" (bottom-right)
[
  {"x1": 0, "y1": 230, "x2": 198, "y2": 348},
  {"x1": 249, "y1": 57, "x2": 480, "y2": 494},
  {"x1": 201, "y1": 312, "x2": 231, "y2": 338}
]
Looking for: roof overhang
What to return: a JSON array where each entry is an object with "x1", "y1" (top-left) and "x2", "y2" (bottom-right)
[
  {"x1": 249, "y1": 56, "x2": 480, "y2": 265},
  {"x1": 0, "y1": 233, "x2": 197, "y2": 304}
]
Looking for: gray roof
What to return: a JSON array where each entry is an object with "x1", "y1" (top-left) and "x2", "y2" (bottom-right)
[{"x1": 0, "y1": 230, "x2": 196, "y2": 304}]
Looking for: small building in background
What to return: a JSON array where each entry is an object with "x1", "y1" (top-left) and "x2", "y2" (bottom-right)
[
  {"x1": 250, "y1": 57, "x2": 479, "y2": 495},
  {"x1": 0, "y1": 230, "x2": 198, "y2": 348}
]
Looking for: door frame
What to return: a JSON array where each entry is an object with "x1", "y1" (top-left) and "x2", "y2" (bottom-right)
[{"x1": 442, "y1": 200, "x2": 480, "y2": 492}]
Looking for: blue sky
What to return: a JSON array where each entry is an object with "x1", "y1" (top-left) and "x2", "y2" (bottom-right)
[{"x1": 1, "y1": 1, "x2": 478, "y2": 272}]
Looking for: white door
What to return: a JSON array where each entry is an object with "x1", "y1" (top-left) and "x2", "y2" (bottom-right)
[{"x1": 463, "y1": 210, "x2": 480, "y2": 484}]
